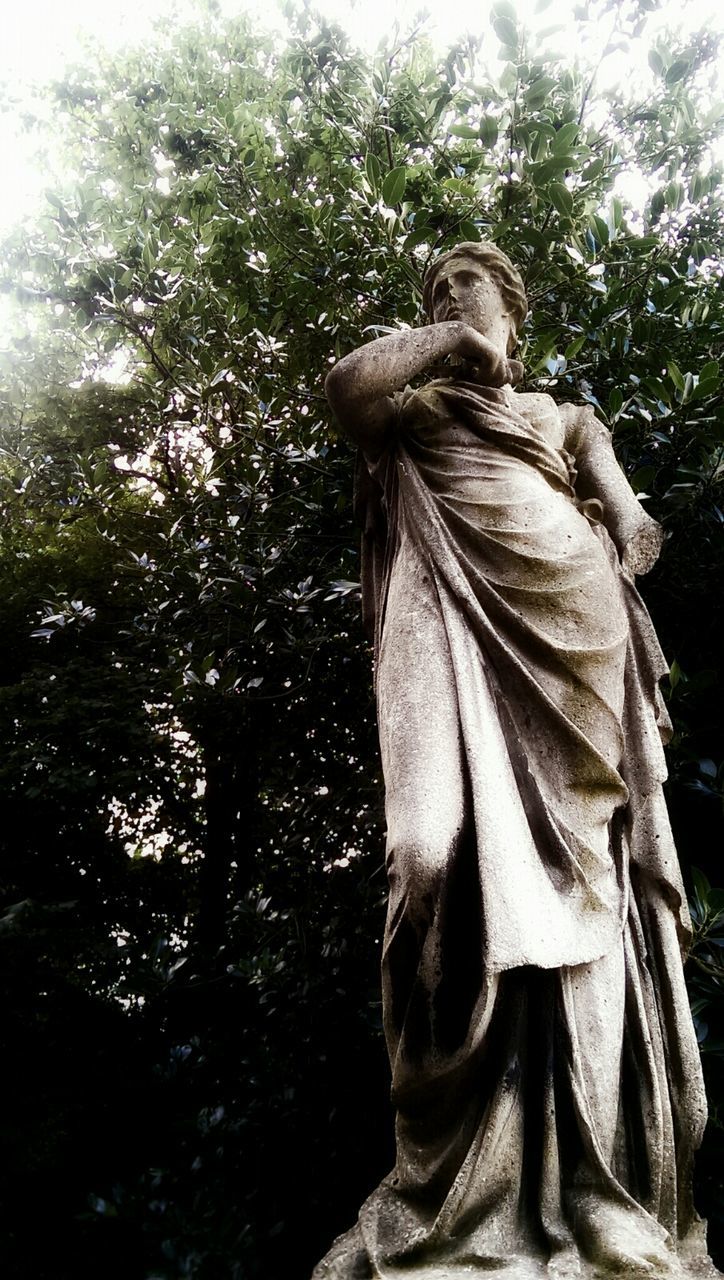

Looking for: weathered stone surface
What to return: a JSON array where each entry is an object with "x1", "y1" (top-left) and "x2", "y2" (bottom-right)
[{"x1": 317, "y1": 243, "x2": 719, "y2": 1279}]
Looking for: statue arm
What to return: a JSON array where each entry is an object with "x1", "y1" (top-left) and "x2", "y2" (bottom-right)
[
  {"x1": 561, "y1": 403, "x2": 664, "y2": 576},
  {"x1": 325, "y1": 321, "x2": 511, "y2": 453}
]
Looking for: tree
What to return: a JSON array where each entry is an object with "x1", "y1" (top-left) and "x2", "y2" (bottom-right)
[{"x1": 1, "y1": 1, "x2": 723, "y2": 1275}]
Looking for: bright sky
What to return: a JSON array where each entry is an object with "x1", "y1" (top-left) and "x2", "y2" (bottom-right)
[{"x1": 0, "y1": 0, "x2": 722, "y2": 239}]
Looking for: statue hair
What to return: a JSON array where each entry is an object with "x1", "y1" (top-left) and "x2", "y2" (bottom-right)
[{"x1": 422, "y1": 241, "x2": 528, "y2": 331}]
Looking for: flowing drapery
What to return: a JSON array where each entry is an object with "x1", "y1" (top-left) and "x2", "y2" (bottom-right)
[{"x1": 314, "y1": 383, "x2": 713, "y2": 1280}]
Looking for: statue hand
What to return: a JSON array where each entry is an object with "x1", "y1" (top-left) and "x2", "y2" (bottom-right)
[{"x1": 447, "y1": 323, "x2": 522, "y2": 387}]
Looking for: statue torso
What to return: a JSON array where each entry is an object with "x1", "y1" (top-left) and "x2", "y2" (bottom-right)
[{"x1": 399, "y1": 380, "x2": 566, "y2": 454}]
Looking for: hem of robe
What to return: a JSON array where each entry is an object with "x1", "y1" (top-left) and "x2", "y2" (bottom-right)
[{"x1": 311, "y1": 876, "x2": 714, "y2": 1280}]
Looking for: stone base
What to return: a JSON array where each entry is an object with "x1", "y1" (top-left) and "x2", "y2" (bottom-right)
[
  {"x1": 312, "y1": 1211, "x2": 722, "y2": 1280},
  {"x1": 312, "y1": 1240, "x2": 722, "y2": 1280},
  {"x1": 343, "y1": 1258, "x2": 722, "y2": 1280}
]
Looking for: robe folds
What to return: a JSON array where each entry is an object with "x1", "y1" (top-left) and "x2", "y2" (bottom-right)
[{"x1": 313, "y1": 382, "x2": 716, "y2": 1280}]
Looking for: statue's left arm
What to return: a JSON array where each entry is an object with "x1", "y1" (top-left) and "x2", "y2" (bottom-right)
[{"x1": 561, "y1": 403, "x2": 664, "y2": 576}]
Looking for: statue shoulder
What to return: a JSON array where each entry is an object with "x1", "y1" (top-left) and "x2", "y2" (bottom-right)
[
  {"x1": 508, "y1": 388, "x2": 560, "y2": 417},
  {"x1": 557, "y1": 401, "x2": 609, "y2": 452},
  {"x1": 507, "y1": 388, "x2": 563, "y2": 443}
]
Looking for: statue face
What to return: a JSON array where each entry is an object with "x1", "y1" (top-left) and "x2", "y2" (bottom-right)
[{"x1": 430, "y1": 258, "x2": 516, "y2": 354}]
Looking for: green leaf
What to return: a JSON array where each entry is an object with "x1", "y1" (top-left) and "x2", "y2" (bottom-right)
[
  {"x1": 665, "y1": 180, "x2": 683, "y2": 210},
  {"x1": 581, "y1": 158, "x2": 604, "y2": 182},
  {"x1": 667, "y1": 360, "x2": 685, "y2": 392},
  {"x1": 449, "y1": 123, "x2": 479, "y2": 139},
  {"x1": 479, "y1": 116, "x2": 499, "y2": 147},
  {"x1": 665, "y1": 59, "x2": 689, "y2": 85},
  {"x1": 700, "y1": 360, "x2": 720, "y2": 382},
  {"x1": 549, "y1": 182, "x2": 573, "y2": 217},
  {"x1": 648, "y1": 49, "x2": 664, "y2": 75},
  {"x1": 524, "y1": 76, "x2": 556, "y2": 106},
  {"x1": 565, "y1": 335, "x2": 587, "y2": 359},
  {"x1": 650, "y1": 190, "x2": 665, "y2": 218},
  {"x1": 692, "y1": 866, "x2": 712, "y2": 899},
  {"x1": 643, "y1": 376, "x2": 670, "y2": 405},
  {"x1": 692, "y1": 378, "x2": 719, "y2": 402},
  {"x1": 631, "y1": 465, "x2": 656, "y2": 493},
  {"x1": 457, "y1": 220, "x2": 481, "y2": 242},
  {"x1": 534, "y1": 155, "x2": 574, "y2": 183},
  {"x1": 589, "y1": 214, "x2": 609, "y2": 246},
  {"x1": 690, "y1": 173, "x2": 708, "y2": 202},
  {"x1": 518, "y1": 226, "x2": 549, "y2": 253},
  {"x1": 382, "y1": 166, "x2": 407, "y2": 206},
  {"x1": 403, "y1": 226, "x2": 433, "y2": 251},
  {"x1": 443, "y1": 177, "x2": 477, "y2": 196},
  {"x1": 492, "y1": 15, "x2": 518, "y2": 47},
  {"x1": 364, "y1": 152, "x2": 381, "y2": 189},
  {"x1": 668, "y1": 659, "x2": 683, "y2": 691},
  {"x1": 690, "y1": 373, "x2": 721, "y2": 399},
  {"x1": 551, "y1": 122, "x2": 578, "y2": 154}
]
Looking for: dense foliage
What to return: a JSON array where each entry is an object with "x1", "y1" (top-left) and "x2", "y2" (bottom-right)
[{"x1": 1, "y1": 1, "x2": 723, "y2": 1275}]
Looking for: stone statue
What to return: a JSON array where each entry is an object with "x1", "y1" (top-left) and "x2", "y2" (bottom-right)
[{"x1": 316, "y1": 241, "x2": 718, "y2": 1279}]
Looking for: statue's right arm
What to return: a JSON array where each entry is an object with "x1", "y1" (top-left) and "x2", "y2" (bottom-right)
[{"x1": 325, "y1": 321, "x2": 495, "y2": 454}]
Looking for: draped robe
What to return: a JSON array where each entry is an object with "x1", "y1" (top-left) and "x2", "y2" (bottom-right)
[{"x1": 313, "y1": 381, "x2": 716, "y2": 1280}]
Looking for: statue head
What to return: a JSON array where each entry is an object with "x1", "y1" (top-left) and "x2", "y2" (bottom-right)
[{"x1": 422, "y1": 241, "x2": 528, "y2": 356}]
